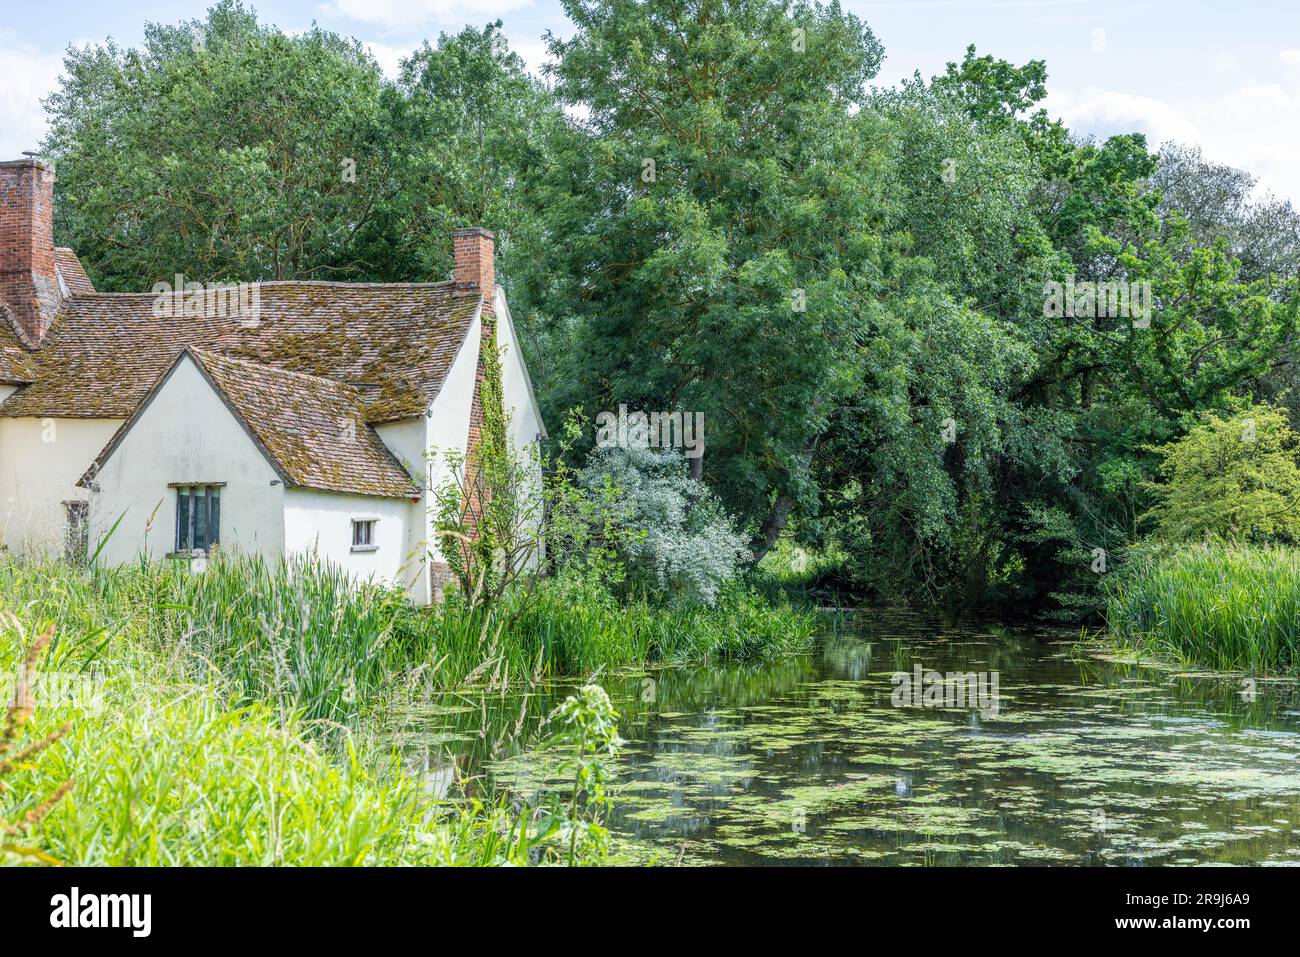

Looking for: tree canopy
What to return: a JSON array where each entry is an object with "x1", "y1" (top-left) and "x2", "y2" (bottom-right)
[{"x1": 39, "y1": 0, "x2": 1300, "y2": 618}]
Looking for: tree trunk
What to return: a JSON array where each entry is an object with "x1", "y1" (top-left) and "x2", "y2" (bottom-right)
[{"x1": 751, "y1": 493, "x2": 795, "y2": 565}]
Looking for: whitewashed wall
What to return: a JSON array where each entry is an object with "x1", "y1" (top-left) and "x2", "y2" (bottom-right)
[
  {"x1": 374, "y1": 416, "x2": 430, "y2": 602},
  {"x1": 86, "y1": 356, "x2": 284, "y2": 564},
  {"x1": 423, "y1": 311, "x2": 481, "y2": 572},
  {"x1": 494, "y1": 288, "x2": 546, "y2": 566},
  {"x1": 283, "y1": 488, "x2": 418, "y2": 594},
  {"x1": 0, "y1": 414, "x2": 120, "y2": 557}
]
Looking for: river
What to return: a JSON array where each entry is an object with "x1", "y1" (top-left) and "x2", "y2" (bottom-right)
[{"x1": 390, "y1": 610, "x2": 1300, "y2": 865}]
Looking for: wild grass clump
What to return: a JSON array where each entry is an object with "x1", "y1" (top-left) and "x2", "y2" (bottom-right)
[
  {"x1": 1, "y1": 553, "x2": 815, "y2": 724},
  {"x1": 0, "y1": 553, "x2": 414, "y2": 732},
  {"x1": 1105, "y1": 543, "x2": 1300, "y2": 674},
  {"x1": 390, "y1": 575, "x2": 819, "y2": 688}
]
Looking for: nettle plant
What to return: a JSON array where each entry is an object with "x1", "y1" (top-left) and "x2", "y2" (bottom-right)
[{"x1": 538, "y1": 683, "x2": 623, "y2": 866}]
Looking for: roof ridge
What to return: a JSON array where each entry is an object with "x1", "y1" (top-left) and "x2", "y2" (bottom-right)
[
  {"x1": 186, "y1": 347, "x2": 364, "y2": 398},
  {"x1": 64, "y1": 279, "x2": 469, "y2": 297}
]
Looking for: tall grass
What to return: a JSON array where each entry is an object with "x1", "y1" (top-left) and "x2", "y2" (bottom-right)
[
  {"x1": 1105, "y1": 543, "x2": 1300, "y2": 674},
  {"x1": 0, "y1": 609, "x2": 546, "y2": 865},
  {"x1": 392, "y1": 574, "x2": 819, "y2": 689},
  {"x1": 3, "y1": 554, "x2": 816, "y2": 727},
  {"x1": 0, "y1": 552, "x2": 814, "y2": 863}
]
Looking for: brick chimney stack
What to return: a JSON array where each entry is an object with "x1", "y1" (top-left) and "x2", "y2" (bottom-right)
[
  {"x1": 452, "y1": 227, "x2": 495, "y2": 323},
  {"x1": 0, "y1": 156, "x2": 62, "y2": 346}
]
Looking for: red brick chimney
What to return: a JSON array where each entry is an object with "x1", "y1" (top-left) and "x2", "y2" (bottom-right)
[
  {"x1": 0, "y1": 157, "x2": 62, "y2": 346},
  {"x1": 452, "y1": 227, "x2": 495, "y2": 323}
]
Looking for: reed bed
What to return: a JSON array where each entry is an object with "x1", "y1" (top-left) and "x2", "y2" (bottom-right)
[
  {"x1": 0, "y1": 553, "x2": 814, "y2": 864},
  {"x1": 396, "y1": 575, "x2": 819, "y2": 688},
  {"x1": 1104, "y1": 544, "x2": 1300, "y2": 674},
  {"x1": 2, "y1": 554, "x2": 814, "y2": 724}
]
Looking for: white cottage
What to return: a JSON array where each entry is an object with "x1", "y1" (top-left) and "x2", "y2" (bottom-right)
[{"x1": 0, "y1": 156, "x2": 544, "y2": 602}]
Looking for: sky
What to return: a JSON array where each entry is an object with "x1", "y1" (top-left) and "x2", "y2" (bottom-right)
[{"x1": 3, "y1": 0, "x2": 1300, "y2": 203}]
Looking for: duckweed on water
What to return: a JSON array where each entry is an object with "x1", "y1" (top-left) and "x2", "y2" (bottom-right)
[{"x1": 398, "y1": 614, "x2": 1300, "y2": 866}]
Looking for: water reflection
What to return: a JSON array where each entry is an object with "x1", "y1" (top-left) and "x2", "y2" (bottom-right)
[{"x1": 390, "y1": 610, "x2": 1300, "y2": 865}]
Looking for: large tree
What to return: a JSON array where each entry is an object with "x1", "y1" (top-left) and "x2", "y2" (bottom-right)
[
  {"x1": 45, "y1": 1, "x2": 390, "y2": 287},
  {"x1": 42, "y1": 3, "x2": 560, "y2": 293},
  {"x1": 539, "y1": 0, "x2": 887, "y2": 558}
]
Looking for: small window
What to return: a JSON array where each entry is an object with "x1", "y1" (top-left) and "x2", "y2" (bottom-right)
[
  {"x1": 175, "y1": 485, "x2": 221, "y2": 555},
  {"x1": 351, "y1": 518, "x2": 377, "y2": 552},
  {"x1": 64, "y1": 501, "x2": 88, "y2": 565}
]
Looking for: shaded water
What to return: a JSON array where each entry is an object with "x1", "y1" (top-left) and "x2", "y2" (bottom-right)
[{"x1": 391, "y1": 612, "x2": 1300, "y2": 865}]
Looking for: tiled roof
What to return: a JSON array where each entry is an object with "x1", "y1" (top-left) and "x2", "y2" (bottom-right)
[
  {"x1": 83, "y1": 348, "x2": 421, "y2": 500},
  {"x1": 0, "y1": 280, "x2": 482, "y2": 420},
  {"x1": 0, "y1": 318, "x2": 36, "y2": 384},
  {"x1": 55, "y1": 248, "x2": 95, "y2": 295}
]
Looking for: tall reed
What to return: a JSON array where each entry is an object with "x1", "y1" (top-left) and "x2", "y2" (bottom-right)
[{"x1": 1105, "y1": 543, "x2": 1300, "y2": 674}]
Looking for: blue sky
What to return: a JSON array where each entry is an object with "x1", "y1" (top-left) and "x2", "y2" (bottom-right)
[{"x1": 4, "y1": 1, "x2": 1300, "y2": 202}]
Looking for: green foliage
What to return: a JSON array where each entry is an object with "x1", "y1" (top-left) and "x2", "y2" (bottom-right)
[
  {"x1": 1105, "y1": 544, "x2": 1300, "y2": 674},
  {"x1": 41, "y1": 1, "x2": 1300, "y2": 620},
  {"x1": 577, "y1": 447, "x2": 751, "y2": 606},
  {"x1": 539, "y1": 684, "x2": 623, "y2": 865},
  {"x1": 95, "y1": 553, "x2": 406, "y2": 735},
  {"x1": 1144, "y1": 404, "x2": 1300, "y2": 542},
  {"x1": 394, "y1": 574, "x2": 817, "y2": 685},
  {"x1": 45, "y1": 1, "x2": 389, "y2": 286},
  {"x1": 539, "y1": 0, "x2": 888, "y2": 540},
  {"x1": 432, "y1": 329, "x2": 543, "y2": 614},
  {"x1": 43, "y1": 4, "x2": 559, "y2": 290},
  {"x1": 0, "y1": 563, "x2": 586, "y2": 866}
]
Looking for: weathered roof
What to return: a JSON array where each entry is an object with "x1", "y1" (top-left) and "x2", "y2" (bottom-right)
[
  {"x1": 0, "y1": 280, "x2": 482, "y2": 420},
  {"x1": 55, "y1": 248, "x2": 95, "y2": 295},
  {"x1": 0, "y1": 320, "x2": 36, "y2": 384},
  {"x1": 82, "y1": 348, "x2": 421, "y2": 500}
]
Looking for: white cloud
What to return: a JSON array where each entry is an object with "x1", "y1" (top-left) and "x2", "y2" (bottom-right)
[
  {"x1": 0, "y1": 34, "x2": 63, "y2": 161},
  {"x1": 1044, "y1": 74, "x2": 1300, "y2": 207},
  {"x1": 1042, "y1": 88, "x2": 1200, "y2": 145},
  {"x1": 511, "y1": 39, "x2": 556, "y2": 77},
  {"x1": 323, "y1": 0, "x2": 534, "y2": 31},
  {"x1": 362, "y1": 41, "x2": 412, "y2": 79}
]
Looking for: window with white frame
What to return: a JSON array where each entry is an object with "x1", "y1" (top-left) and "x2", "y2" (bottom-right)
[{"x1": 351, "y1": 517, "x2": 377, "y2": 552}]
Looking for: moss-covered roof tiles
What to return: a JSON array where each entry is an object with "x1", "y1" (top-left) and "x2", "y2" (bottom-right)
[
  {"x1": 83, "y1": 348, "x2": 421, "y2": 500},
  {"x1": 0, "y1": 279, "x2": 482, "y2": 421}
]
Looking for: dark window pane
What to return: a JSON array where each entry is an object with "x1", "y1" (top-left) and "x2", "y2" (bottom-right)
[
  {"x1": 177, "y1": 490, "x2": 190, "y2": 551},
  {"x1": 209, "y1": 488, "x2": 220, "y2": 547},
  {"x1": 193, "y1": 487, "x2": 207, "y2": 552}
]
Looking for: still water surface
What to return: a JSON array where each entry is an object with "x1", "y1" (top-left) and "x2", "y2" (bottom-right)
[{"x1": 394, "y1": 611, "x2": 1300, "y2": 865}]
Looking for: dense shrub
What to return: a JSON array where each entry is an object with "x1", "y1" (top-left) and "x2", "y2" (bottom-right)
[
  {"x1": 1143, "y1": 403, "x2": 1300, "y2": 543},
  {"x1": 577, "y1": 447, "x2": 750, "y2": 606}
]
